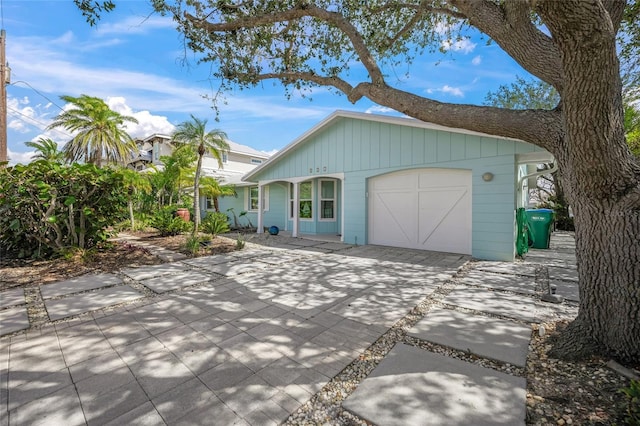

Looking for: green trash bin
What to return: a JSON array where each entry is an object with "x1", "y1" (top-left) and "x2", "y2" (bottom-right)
[{"x1": 526, "y1": 208, "x2": 554, "y2": 249}]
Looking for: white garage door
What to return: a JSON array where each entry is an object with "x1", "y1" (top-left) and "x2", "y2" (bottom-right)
[{"x1": 368, "y1": 168, "x2": 472, "y2": 254}]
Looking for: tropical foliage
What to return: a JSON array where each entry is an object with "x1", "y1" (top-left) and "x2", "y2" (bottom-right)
[
  {"x1": 200, "y1": 176, "x2": 236, "y2": 213},
  {"x1": 0, "y1": 161, "x2": 127, "y2": 258},
  {"x1": 171, "y1": 115, "x2": 229, "y2": 234},
  {"x1": 201, "y1": 211, "x2": 230, "y2": 236},
  {"x1": 150, "y1": 206, "x2": 193, "y2": 236},
  {"x1": 47, "y1": 94, "x2": 138, "y2": 166},
  {"x1": 25, "y1": 138, "x2": 66, "y2": 163}
]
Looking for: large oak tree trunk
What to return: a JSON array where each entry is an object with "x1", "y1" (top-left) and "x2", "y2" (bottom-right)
[{"x1": 540, "y1": 1, "x2": 640, "y2": 362}]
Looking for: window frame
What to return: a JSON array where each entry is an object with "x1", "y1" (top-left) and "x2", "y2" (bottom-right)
[
  {"x1": 290, "y1": 181, "x2": 313, "y2": 221},
  {"x1": 246, "y1": 186, "x2": 269, "y2": 212},
  {"x1": 205, "y1": 196, "x2": 215, "y2": 210},
  {"x1": 318, "y1": 179, "x2": 337, "y2": 222}
]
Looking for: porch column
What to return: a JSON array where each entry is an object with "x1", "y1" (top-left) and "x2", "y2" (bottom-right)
[
  {"x1": 292, "y1": 181, "x2": 299, "y2": 238},
  {"x1": 257, "y1": 183, "x2": 264, "y2": 234},
  {"x1": 340, "y1": 177, "x2": 345, "y2": 242}
]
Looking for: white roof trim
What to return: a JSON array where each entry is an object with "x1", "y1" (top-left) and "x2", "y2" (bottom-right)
[{"x1": 243, "y1": 110, "x2": 527, "y2": 182}]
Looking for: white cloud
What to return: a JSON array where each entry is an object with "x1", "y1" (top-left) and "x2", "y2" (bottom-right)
[
  {"x1": 95, "y1": 15, "x2": 175, "y2": 36},
  {"x1": 365, "y1": 105, "x2": 395, "y2": 114},
  {"x1": 441, "y1": 85, "x2": 464, "y2": 97},
  {"x1": 7, "y1": 148, "x2": 36, "y2": 166},
  {"x1": 426, "y1": 85, "x2": 465, "y2": 97},
  {"x1": 441, "y1": 38, "x2": 476, "y2": 54},
  {"x1": 262, "y1": 149, "x2": 279, "y2": 156},
  {"x1": 434, "y1": 21, "x2": 454, "y2": 35},
  {"x1": 107, "y1": 97, "x2": 176, "y2": 138},
  {"x1": 472, "y1": 56, "x2": 482, "y2": 65}
]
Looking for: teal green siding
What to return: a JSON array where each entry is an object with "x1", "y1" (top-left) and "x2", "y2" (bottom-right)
[
  {"x1": 217, "y1": 184, "x2": 288, "y2": 231},
  {"x1": 251, "y1": 116, "x2": 548, "y2": 261}
]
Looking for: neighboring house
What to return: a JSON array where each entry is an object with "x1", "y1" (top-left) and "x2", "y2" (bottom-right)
[
  {"x1": 228, "y1": 110, "x2": 552, "y2": 261},
  {"x1": 127, "y1": 133, "x2": 271, "y2": 212}
]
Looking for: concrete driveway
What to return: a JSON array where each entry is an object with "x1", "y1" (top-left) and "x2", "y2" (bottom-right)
[{"x1": 1, "y1": 236, "x2": 468, "y2": 425}]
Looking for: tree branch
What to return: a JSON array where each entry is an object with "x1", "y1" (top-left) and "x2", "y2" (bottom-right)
[
  {"x1": 357, "y1": 82, "x2": 564, "y2": 152},
  {"x1": 185, "y1": 4, "x2": 386, "y2": 84},
  {"x1": 366, "y1": 2, "x2": 466, "y2": 20},
  {"x1": 450, "y1": 0, "x2": 564, "y2": 92}
]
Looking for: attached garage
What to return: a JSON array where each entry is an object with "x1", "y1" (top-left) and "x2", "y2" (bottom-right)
[{"x1": 368, "y1": 168, "x2": 472, "y2": 254}]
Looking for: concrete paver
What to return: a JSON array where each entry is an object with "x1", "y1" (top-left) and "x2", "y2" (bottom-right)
[
  {"x1": 103, "y1": 401, "x2": 166, "y2": 426},
  {"x1": 121, "y1": 262, "x2": 190, "y2": 281},
  {"x1": 0, "y1": 288, "x2": 24, "y2": 309},
  {"x1": 0, "y1": 307, "x2": 29, "y2": 335},
  {"x1": 460, "y1": 270, "x2": 539, "y2": 295},
  {"x1": 45, "y1": 286, "x2": 143, "y2": 321},
  {"x1": 408, "y1": 307, "x2": 532, "y2": 367},
  {"x1": 474, "y1": 261, "x2": 537, "y2": 277},
  {"x1": 40, "y1": 274, "x2": 122, "y2": 299},
  {"x1": 141, "y1": 270, "x2": 214, "y2": 293},
  {"x1": 343, "y1": 343, "x2": 527, "y2": 426},
  {"x1": 548, "y1": 266, "x2": 579, "y2": 282},
  {"x1": 443, "y1": 286, "x2": 539, "y2": 322},
  {"x1": 552, "y1": 279, "x2": 580, "y2": 302}
]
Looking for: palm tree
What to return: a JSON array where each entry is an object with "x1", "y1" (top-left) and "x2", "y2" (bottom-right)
[
  {"x1": 160, "y1": 145, "x2": 197, "y2": 205},
  {"x1": 171, "y1": 115, "x2": 229, "y2": 234},
  {"x1": 119, "y1": 168, "x2": 152, "y2": 229},
  {"x1": 47, "y1": 95, "x2": 139, "y2": 166},
  {"x1": 200, "y1": 176, "x2": 236, "y2": 212},
  {"x1": 25, "y1": 137, "x2": 65, "y2": 163}
]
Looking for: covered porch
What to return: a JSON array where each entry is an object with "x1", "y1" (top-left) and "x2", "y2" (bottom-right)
[{"x1": 253, "y1": 173, "x2": 345, "y2": 241}]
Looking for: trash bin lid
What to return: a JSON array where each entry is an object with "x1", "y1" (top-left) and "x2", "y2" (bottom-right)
[{"x1": 526, "y1": 208, "x2": 554, "y2": 212}]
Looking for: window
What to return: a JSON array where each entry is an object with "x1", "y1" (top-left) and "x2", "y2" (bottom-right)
[
  {"x1": 222, "y1": 152, "x2": 228, "y2": 163},
  {"x1": 247, "y1": 186, "x2": 269, "y2": 211},
  {"x1": 249, "y1": 186, "x2": 259, "y2": 210},
  {"x1": 289, "y1": 182, "x2": 313, "y2": 220},
  {"x1": 206, "y1": 197, "x2": 215, "y2": 210},
  {"x1": 250, "y1": 158, "x2": 263, "y2": 164},
  {"x1": 319, "y1": 180, "x2": 336, "y2": 220}
]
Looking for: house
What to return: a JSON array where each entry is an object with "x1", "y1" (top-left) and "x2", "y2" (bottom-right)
[
  {"x1": 222, "y1": 110, "x2": 552, "y2": 261},
  {"x1": 127, "y1": 133, "x2": 271, "y2": 211}
]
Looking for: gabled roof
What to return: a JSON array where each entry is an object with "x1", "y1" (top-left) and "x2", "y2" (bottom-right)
[
  {"x1": 227, "y1": 141, "x2": 271, "y2": 159},
  {"x1": 243, "y1": 110, "x2": 524, "y2": 182},
  {"x1": 138, "y1": 134, "x2": 270, "y2": 159}
]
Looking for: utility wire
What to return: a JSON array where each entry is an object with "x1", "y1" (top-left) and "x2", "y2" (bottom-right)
[
  {"x1": 6, "y1": 105, "x2": 72, "y2": 139},
  {"x1": 10, "y1": 80, "x2": 66, "y2": 111}
]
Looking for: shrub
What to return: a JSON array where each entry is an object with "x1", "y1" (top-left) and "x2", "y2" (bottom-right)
[
  {"x1": 151, "y1": 206, "x2": 193, "y2": 236},
  {"x1": 235, "y1": 233, "x2": 245, "y2": 250},
  {"x1": 620, "y1": 379, "x2": 640, "y2": 425},
  {"x1": 184, "y1": 234, "x2": 202, "y2": 255},
  {"x1": 201, "y1": 212, "x2": 230, "y2": 236},
  {"x1": 0, "y1": 161, "x2": 127, "y2": 259}
]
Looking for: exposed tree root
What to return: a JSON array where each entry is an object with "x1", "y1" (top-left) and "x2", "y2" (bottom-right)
[{"x1": 548, "y1": 319, "x2": 604, "y2": 362}]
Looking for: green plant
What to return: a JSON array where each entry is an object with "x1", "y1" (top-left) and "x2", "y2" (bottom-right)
[
  {"x1": 620, "y1": 380, "x2": 640, "y2": 425},
  {"x1": 151, "y1": 206, "x2": 193, "y2": 236},
  {"x1": 227, "y1": 207, "x2": 240, "y2": 229},
  {"x1": 184, "y1": 234, "x2": 202, "y2": 255},
  {"x1": 235, "y1": 233, "x2": 245, "y2": 250},
  {"x1": 201, "y1": 212, "x2": 230, "y2": 236},
  {"x1": 239, "y1": 210, "x2": 254, "y2": 228},
  {"x1": 0, "y1": 161, "x2": 128, "y2": 259}
]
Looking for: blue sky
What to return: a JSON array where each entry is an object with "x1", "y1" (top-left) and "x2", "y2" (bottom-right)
[{"x1": 3, "y1": 1, "x2": 527, "y2": 165}]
